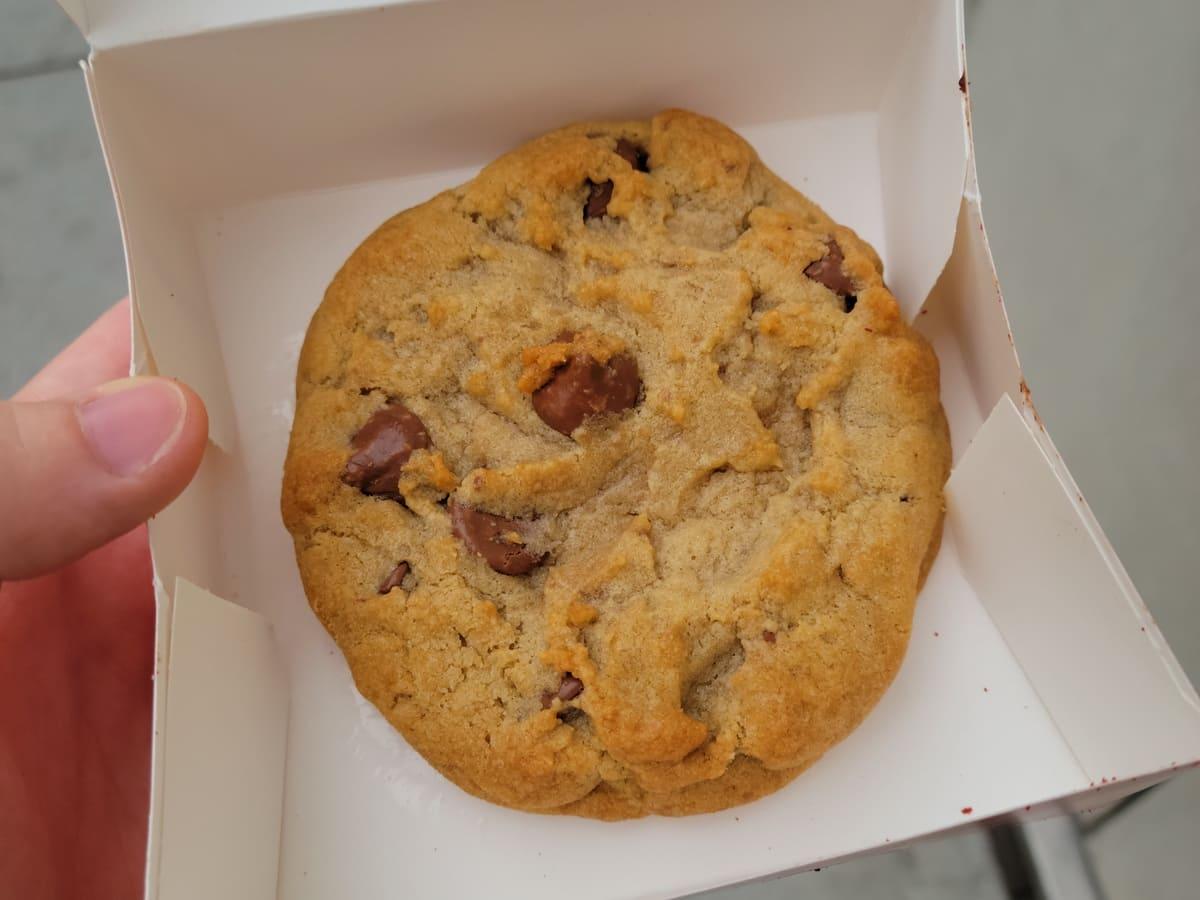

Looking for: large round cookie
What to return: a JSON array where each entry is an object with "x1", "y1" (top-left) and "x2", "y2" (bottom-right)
[{"x1": 282, "y1": 109, "x2": 950, "y2": 819}]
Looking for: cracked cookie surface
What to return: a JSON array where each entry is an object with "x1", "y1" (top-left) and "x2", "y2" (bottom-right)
[{"x1": 281, "y1": 109, "x2": 950, "y2": 819}]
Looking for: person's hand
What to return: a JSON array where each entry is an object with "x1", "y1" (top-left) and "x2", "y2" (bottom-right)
[{"x1": 0, "y1": 299, "x2": 208, "y2": 900}]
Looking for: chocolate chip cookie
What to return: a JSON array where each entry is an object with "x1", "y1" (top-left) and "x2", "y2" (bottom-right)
[{"x1": 281, "y1": 109, "x2": 950, "y2": 819}]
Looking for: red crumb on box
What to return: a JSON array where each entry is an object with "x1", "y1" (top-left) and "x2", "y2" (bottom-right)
[
  {"x1": 961, "y1": 807, "x2": 973, "y2": 815},
  {"x1": 1024, "y1": 805, "x2": 1032, "y2": 812}
]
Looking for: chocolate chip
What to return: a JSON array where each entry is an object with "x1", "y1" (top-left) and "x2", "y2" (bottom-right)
[
  {"x1": 378, "y1": 562, "x2": 409, "y2": 594},
  {"x1": 558, "y1": 674, "x2": 584, "y2": 701},
  {"x1": 532, "y1": 351, "x2": 641, "y2": 435},
  {"x1": 540, "y1": 690, "x2": 556, "y2": 710},
  {"x1": 804, "y1": 240, "x2": 856, "y2": 299},
  {"x1": 762, "y1": 630, "x2": 777, "y2": 644},
  {"x1": 584, "y1": 179, "x2": 614, "y2": 220},
  {"x1": 448, "y1": 499, "x2": 543, "y2": 575},
  {"x1": 844, "y1": 294, "x2": 858, "y2": 313},
  {"x1": 615, "y1": 138, "x2": 650, "y2": 172},
  {"x1": 900, "y1": 495, "x2": 910, "y2": 503},
  {"x1": 342, "y1": 403, "x2": 431, "y2": 497}
]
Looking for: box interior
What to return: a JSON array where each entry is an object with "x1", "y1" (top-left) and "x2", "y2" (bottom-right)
[{"x1": 72, "y1": 0, "x2": 1200, "y2": 898}]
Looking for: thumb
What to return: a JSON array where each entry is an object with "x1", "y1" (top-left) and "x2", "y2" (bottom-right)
[{"x1": 0, "y1": 376, "x2": 208, "y2": 582}]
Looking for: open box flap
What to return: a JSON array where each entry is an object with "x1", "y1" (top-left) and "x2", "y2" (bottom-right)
[
  {"x1": 916, "y1": 191, "x2": 1023, "y2": 461},
  {"x1": 149, "y1": 578, "x2": 288, "y2": 900},
  {"x1": 920, "y1": 149, "x2": 1200, "y2": 780},
  {"x1": 947, "y1": 395, "x2": 1200, "y2": 780},
  {"x1": 911, "y1": 137, "x2": 1200, "y2": 780},
  {"x1": 83, "y1": 60, "x2": 239, "y2": 451},
  {"x1": 877, "y1": 0, "x2": 968, "y2": 317},
  {"x1": 58, "y1": 0, "x2": 400, "y2": 49}
]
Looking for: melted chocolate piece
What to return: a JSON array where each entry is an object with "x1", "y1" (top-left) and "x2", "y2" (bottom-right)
[
  {"x1": 541, "y1": 673, "x2": 585, "y2": 708},
  {"x1": 342, "y1": 403, "x2": 431, "y2": 497},
  {"x1": 532, "y1": 351, "x2": 640, "y2": 435},
  {"x1": 804, "y1": 240, "x2": 856, "y2": 299},
  {"x1": 448, "y1": 500, "x2": 543, "y2": 576},
  {"x1": 584, "y1": 179, "x2": 614, "y2": 220},
  {"x1": 378, "y1": 562, "x2": 410, "y2": 594},
  {"x1": 615, "y1": 138, "x2": 650, "y2": 172}
]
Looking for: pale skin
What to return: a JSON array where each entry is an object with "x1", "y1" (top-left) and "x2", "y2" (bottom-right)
[{"x1": 0, "y1": 299, "x2": 209, "y2": 899}]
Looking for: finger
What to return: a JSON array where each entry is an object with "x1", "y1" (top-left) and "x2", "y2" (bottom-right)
[
  {"x1": 0, "y1": 376, "x2": 208, "y2": 581},
  {"x1": 13, "y1": 299, "x2": 133, "y2": 403}
]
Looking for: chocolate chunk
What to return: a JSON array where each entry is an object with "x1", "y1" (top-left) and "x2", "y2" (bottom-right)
[
  {"x1": 342, "y1": 402, "x2": 431, "y2": 497},
  {"x1": 762, "y1": 630, "x2": 777, "y2": 644},
  {"x1": 378, "y1": 562, "x2": 409, "y2": 594},
  {"x1": 804, "y1": 240, "x2": 856, "y2": 298},
  {"x1": 843, "y1": 294, "x2": 858, "y2": 313},
  {"x1": 541, "y1": 674, "x2": 584, "y2": 708},
  {"x1": 532, "y1": 352, "x2": 641, "y2": 435},
  {"x1": 558, "y1": 674, "x2": 584, "y2": 701},
  {"x1": 615, "y1": 138, "x2": 650, "y2": 172},
  {"x1": 448, "y1": 500, "x2": 543, "y2": 575},
  {"x1": 584, "y1": 179, "x2": 614, "y2": 220}
]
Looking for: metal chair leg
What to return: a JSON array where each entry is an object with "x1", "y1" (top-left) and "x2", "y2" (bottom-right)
[
  {"x1": 988, "y1": 817, "x2": 1106, "y2": 900},
  {"x1": 1078, "y1": 784, "x2": 1162, "y2": 837}
]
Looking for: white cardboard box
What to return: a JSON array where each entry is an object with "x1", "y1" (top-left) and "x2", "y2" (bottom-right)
[{"x1": 54, "y1": 0, "x2": 1200, "y2": 897}]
